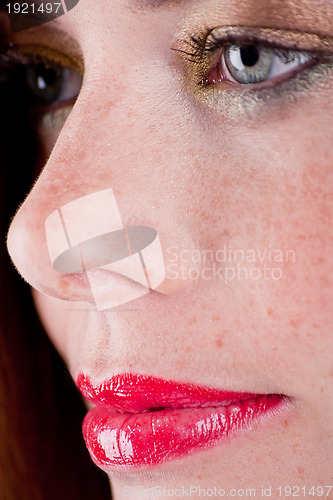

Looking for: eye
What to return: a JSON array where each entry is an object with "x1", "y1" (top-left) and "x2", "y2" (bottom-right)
[
  {"x1": 206, "y1": 43, "x2": 316, "y2": 87},
  {"x1": 24, "y1": 61, "x2": 82, "y2": 109},
  {"x1": 0, "y1": 48, "x2": 82, "y2": 112}
]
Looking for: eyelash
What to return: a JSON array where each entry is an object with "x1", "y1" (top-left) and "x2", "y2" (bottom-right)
[
  {"x1": 0, "y1": 45, "x2": 82, "y2": 122},
  {"x1": 0, "y1": 47, "x2": 61, "y2": 89},
  {"x1": 174, "y1": 28, "x2": 214, "y2": 64},
  {"x1": 175, "y1": 27, "x2": 328, "y2": 86}
]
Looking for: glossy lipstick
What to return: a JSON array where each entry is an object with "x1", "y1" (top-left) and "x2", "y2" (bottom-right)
[{"x1": 78, "y1": 372, "x2": 289, "y2": 471}]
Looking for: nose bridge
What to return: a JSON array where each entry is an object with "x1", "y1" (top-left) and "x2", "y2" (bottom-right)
[
  {"x1": 6, "y1": 82, "x2": 198, "y2": 304},
  {"x1": 14, "y1": 72, "x2": 147, "y2": 208},
  {"x1": 40, "y1": 72, "x2": 158, "y2": 191}
]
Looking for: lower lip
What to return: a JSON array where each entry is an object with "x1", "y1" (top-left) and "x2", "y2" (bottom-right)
[{"x1": 82, "y1": 394, "x2": 288, "y2": 471}]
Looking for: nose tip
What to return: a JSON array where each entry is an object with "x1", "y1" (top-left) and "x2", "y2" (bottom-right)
[
  {"x1": 45, "y1": 188, "x2": 167, "y2": 310},
  {"x1": 6, "y1": 208, "x2": 31, "y2": 280},
  {"x1": 7, "y1": 185, "x2": 196, "y2": 309}
]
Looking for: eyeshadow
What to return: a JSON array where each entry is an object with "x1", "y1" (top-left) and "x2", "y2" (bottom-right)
[
  {"x1": 189, "y1": 58, "x2": 333, "y2": 123},
  {"x1": 172, "y1": 21, "x2": 333, "y2": 122},
  {"x1": 205, "y1": 27, "x2": 333, "y2": 54},
  {"x1": 11, "y1": 23, "x2": 84, "y2": 75},
  {"x1": 13, "y1": 43, "x2": 83, "y2": 74}
]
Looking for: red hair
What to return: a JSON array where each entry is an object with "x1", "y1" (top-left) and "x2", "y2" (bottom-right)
[{"x1": 0, "y1": 47, "x2": 110, "y2": 499}]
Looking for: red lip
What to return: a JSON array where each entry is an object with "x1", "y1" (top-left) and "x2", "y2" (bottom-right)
[{"x1": 78, "y1": 372, "x2": 290, "y2": 471}]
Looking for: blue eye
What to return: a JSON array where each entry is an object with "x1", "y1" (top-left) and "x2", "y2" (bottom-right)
[
  {"x1": 0, "y1": 47, "x2": 83, "y2": 110},
  {"x1": 24, "y1": 62, "x2": 82, "y2": 107},
  {"x1": 221, "y1": 43, "x2": 315, "y2": 85}
]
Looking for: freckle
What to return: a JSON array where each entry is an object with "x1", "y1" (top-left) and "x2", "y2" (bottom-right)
[
  {"x1": 215, "y1": 338, "x2": 224, "y2": 348},
  {"x1": 188, "y1": 316, "x2": 197, "y2": 326},
  {"x1": 289, "y1": 318, "x2": 300, "y2": 328},
  {"x1": 283, "y1": 419, "x2": 289, "y2": 428},
  {"x1": 297, "y1": 465, "x2": 305, "y2": 480},
  {"x1": 175, "y1": 359, "x2": 185, "y2": 370},
  {"x1": 60, "y1": 278, "x2": 70, "y2": 292}
]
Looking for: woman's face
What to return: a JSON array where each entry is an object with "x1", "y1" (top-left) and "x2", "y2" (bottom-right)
[{"x1": 6, "y1": 0, "x2": 333, "y2": 497}]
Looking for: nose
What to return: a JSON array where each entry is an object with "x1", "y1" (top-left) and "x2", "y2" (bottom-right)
[
  {"x1": 6, "y1": 95, "x2": 196, "y2": 308},
  {"x1": 45, "y1": 188, "x2": 167, "y2": 310}
]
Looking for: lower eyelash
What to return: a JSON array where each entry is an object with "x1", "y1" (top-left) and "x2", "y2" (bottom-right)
[
  {"x1": 174, "y1": 27, "x2": 333, "y2": 107},
  {"x1": 172, "y1": 31, "x2": 333, "y2": 121},
  {"x1": 194, "y1": 58, "x2": 333, "y2": 123}
]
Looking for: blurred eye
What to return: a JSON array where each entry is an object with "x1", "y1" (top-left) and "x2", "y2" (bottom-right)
[
  {"x1": 206, "y1": 43, "x2": 316, "y2": 86},
  {"x1": 0, "y1": 48, "x2": 82, "y2": 180},
  {"x1": 24, "y1": 62, "x2": 82, "y2": 108}
]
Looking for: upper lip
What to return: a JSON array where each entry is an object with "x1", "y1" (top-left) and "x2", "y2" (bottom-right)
[{"x1": 77, "y1": 372, "x2": 282, "y2": 414}]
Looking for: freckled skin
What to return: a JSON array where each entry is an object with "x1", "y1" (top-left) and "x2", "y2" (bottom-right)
[{"x1": 5, "y1": 0, "x2": 333, "y2": 498}]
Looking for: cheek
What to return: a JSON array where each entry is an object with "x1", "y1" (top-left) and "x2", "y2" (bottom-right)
[
  {"x1": 202, "y1": 102, "x2": 333, "y2": 371},
  {"x1": 22, "y1": 64, "x2": 333, "y2": 398}
]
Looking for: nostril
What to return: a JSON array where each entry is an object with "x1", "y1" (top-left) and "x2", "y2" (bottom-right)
[
  {"x1": 5, "y1": 205, "x2": 93, "y2": 304},
  {"x1": 6, "y1": 186, "x2": 195, "y2": 308},
  {"x1": 45, "y1": 188, "x2": 166, "y2": 311}
]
